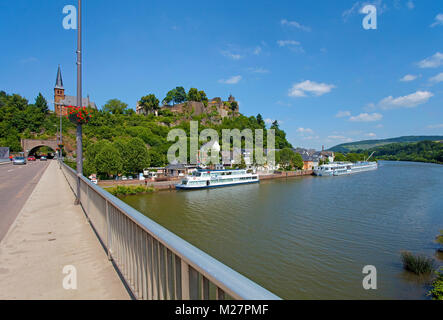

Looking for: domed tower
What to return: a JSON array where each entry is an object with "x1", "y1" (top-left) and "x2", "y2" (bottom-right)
[{"x1": 54, "y1": 65, "x2": 65, "y2": 115}]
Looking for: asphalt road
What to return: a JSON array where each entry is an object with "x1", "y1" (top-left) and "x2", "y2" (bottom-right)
[{"x1": 0, "y1": 160, "x2": 50, "y2": 241}]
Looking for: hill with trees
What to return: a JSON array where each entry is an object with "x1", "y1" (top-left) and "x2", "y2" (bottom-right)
[
  {"x1": 332, "y1": 140, "x2": 443, "y2": 165},
  {"x1": 0, "y1": 89, "x2": 293, "y2": 178},
  {"x1": 329, "y1": 136, "x2": 443, "y2": 153},
  {"x1": 365, "y1": 140, "x2": 443, "y2": 164}
]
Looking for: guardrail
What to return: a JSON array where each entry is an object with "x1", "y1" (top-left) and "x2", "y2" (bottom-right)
[{"x1": 59, "y1": 161, "x2": 280, "y2": 300}]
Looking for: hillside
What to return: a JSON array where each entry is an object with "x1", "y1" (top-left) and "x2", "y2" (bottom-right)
[
  {"x1": 329, "y1": 136, "x2": 443, "y2": 153},
  {"x1": 0, "y1": 90, "x2": 293, "y2": 176},
  {"x1": 366, "y1": 140, "x2": 443, "y2": 164}
]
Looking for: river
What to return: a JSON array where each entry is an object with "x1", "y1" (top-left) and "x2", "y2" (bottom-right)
[{"x1": 120, "y1": 161, "x2": 443, "y2": 299}]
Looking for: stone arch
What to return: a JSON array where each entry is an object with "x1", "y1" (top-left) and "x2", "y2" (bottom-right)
[{"x1": 21, "y1": 139, "x2": 58, "y2": 157}]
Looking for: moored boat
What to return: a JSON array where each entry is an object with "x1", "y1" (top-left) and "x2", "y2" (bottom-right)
[
  {"x1": 313, "y1": 161, "x2": 378, "y2": 176},
  {"x1": 175, "y1": 169, "x2": 259, "y2": 189}
]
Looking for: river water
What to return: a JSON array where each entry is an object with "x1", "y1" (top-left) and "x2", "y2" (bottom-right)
[{"x1": 121, "y1": 161, "x2": 443, "y2": 299}]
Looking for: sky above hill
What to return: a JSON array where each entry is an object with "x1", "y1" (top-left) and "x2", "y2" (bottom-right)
[{"x1": 0, "y1": 0, "x2": 442, "y2": 149}]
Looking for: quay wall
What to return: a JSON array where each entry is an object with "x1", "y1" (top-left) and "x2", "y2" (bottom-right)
[
  {"x1": 259, "y1": 170, "x2": 313, "y2": 180},
  {"x1": 98, "y1": 170, "x2": 313, "y2": 191}
]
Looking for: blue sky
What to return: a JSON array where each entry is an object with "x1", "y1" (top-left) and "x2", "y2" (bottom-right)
[{"x1": 0, "y1": 0, "x2": 442, "y2": 149}]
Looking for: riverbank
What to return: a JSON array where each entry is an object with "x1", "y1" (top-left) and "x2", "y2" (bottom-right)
[
  {"x1": 99, "y1": 169, "x2": 314, "y2": 192},
  {"x1": 376, "y1": 158, "x2": 443, "y2": 165},
  {"x1": 259, "y1": 169, "x2": 313, "y2": 180}
]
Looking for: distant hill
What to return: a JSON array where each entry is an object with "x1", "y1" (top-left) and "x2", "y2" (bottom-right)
[{"x1": 329, "y1": 136, "x2": 443, "y2": 153}]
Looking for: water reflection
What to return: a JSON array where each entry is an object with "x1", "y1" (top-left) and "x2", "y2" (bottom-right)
[{"x1": 121, "y1": 161, "x2": 443, "y2": 299}]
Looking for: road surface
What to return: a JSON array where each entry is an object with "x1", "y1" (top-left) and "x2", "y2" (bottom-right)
[{"x1": 0, "y1": 160, "x2": 50, "y2": 241}]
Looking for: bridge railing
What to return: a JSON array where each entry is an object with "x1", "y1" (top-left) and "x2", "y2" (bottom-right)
[{"x1": 59, "y1": 161, "x2": 280, "y2": 300}]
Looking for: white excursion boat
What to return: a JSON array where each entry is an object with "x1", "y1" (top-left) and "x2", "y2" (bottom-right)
[
  {"x1": 314, "y1": 151, "x2": 378, "y2": 177},
  {"x1": 313, "y1": 161, "x2": 378, "y2": 176},
  {"x1": 175, "y1": 169, "x2": 259, "y2": 190}
]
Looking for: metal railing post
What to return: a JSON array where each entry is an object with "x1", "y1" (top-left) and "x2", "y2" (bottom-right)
[
  {"x1": 75, "y1": 174, "x2": 81, "y2": 204},
  {"x1": 57, "y1": 161, "x2": 281, "y2": 301},
  {"x1": 106, "y1": 200, "x2": 111, "y2": 260},
  {"x1": 181, "y1": 260, "x2": 190, "y2": 300},
  {"x1": 216, "y1": 288, "x2": 225, "y2": 300},
  {"x1": 87, "y1": 184, "x2": 90, "y2": 215}
]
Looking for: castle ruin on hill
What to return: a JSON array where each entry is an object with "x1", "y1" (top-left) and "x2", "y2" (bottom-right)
[{"x1": 136, "y1": 95, "x2": 239, "y2": 118}]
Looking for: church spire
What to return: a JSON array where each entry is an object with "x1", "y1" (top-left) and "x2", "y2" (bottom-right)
[{"x1": 55, "y1": 65, "x2": 63, "y2": 89}]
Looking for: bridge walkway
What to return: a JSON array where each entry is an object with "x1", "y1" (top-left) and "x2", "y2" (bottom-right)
[{"x1": 0, "y1": 161, "x2": 130, "y2": 299}]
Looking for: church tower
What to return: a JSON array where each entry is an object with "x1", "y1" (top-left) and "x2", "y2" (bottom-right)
[{"x1": 54, "y1": 65, "x2": 65, "y2": 115}]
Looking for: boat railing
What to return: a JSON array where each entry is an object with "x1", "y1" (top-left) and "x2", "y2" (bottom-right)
[{"x1": 59, "y1": 160, "x2": 280, "y2": 300}]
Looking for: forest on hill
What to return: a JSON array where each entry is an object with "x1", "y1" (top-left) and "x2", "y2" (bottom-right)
[
  {"x1": 329, "y1": 136, "x2": 443, "y2": 153},
  {"x1": 365, "y1": 140, "x2": 443, "y2": 164},
  {"x1": 0, "y1": 90, "x2": 293, "y2": 176},
  {"x1": 332, "y1": 140, "x2": 443, "y2": 165}
]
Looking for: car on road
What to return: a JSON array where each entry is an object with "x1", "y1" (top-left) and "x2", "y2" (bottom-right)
[
  {"x1": 27, "y1": 156, "x2": 36, "y2": 161},
  {"x1": 128, "y1": 176, "x2": 133, "y2": 180},
  {"x1": 122, "y1": 176, "x2": 128, "y2": 181},
  {"x1": 40, "y1": 156, "x2": 47, "y2": 161},
  {"x1": 13, "y1": 157, "x2": 27, "y2": 165}
]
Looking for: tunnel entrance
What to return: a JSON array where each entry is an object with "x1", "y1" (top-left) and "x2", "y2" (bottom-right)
[
  {"x1": 28, "y1": 146, "x2": 57, "y2": 159},
  {"x1": 21, "y1": 139, "x2": 59, "y2": 158}
]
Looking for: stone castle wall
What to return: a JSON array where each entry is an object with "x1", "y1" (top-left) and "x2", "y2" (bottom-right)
[{"x1": 160, "y1": 97, "x2": 238, "y2": 118}]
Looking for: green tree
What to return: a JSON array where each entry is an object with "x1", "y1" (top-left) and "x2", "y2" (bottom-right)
[
  {"x1": 334, "y1": 152, "x2": 346, "y2": 161},
  {"x1": 147, "y1": 149, "x2": 165, "y2": 167},
  {"x1": 293, "y1": 152, "x2": 304, "y2": 170},
  {"x1": 83, "y1": 158, "x2": 96, "y2": 177},
  {"x1": 199, "y1": 90, "x2": 208, "y2": 106},
  {"x1": 173, "y1": 87, "x2": 187, "y2": 104},
  {"x1": 163, "y1": 89, "x2": 175, "y2": 105},
  {"x1": 95, "y1": 145, "x2": 123, "y2": 177},
  {"x1": 346, "y1": 153, "x2": 364, "y2": 163},
  {"x1": 234, "y1": 155, "x2": 247, "y2": 169},
  {"x1": 124, "y1": 137, "x2": 150, "y2": 174},
  {"x1": 34, "y1": 93, "x2": 49, "y2": 114},
  {"x1": 0, "y1": 131, "x2": 21, "y2": 152},
  {"x1": 256, "y1": 114, "x2": 265, "y2": 127},
  {"x1": 271, "y1": 120, "x2": 279, "y2": 130},
  {"x1": 230, "y1": 101, "x2": 238, "y2": 112},
  {"x1": 23, "y1": 105, "x2": 45, "y2": 132},
  {"x1": 276, "y1": 148, "x2": 303, "y2": 170},
  {"x1": 278, "y1": 148, "x2": 295, "y2": 170},
  {"x1": 86, "y1": 140, "x2": 110, "y2": 161},
  {"x1": 138, "y1": 94, "x2": 160, "y2": 115},
  {"x1": 187, "y1": 88, "x2": 201, "y2": 102},
  {"x1": 112, "y1": 138, "x2": 127, "y2": 156},
  {"x1": 103, "y1": 99, "x2": 129, "y2": 114},
  {"x1": 270, "y1": 120, "x2": 292, "y2": 149}
]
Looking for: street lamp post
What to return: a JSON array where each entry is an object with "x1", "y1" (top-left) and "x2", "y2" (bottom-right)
[
  {"x1": 75, "y1": 0, "x2": 83, "y2": 205},
  {"x1": 59, "y1": 103, "x2": 63, "y2": 159},
  {"x1": 55, "y1": 101, "x2": 63, "y2": 160}
]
